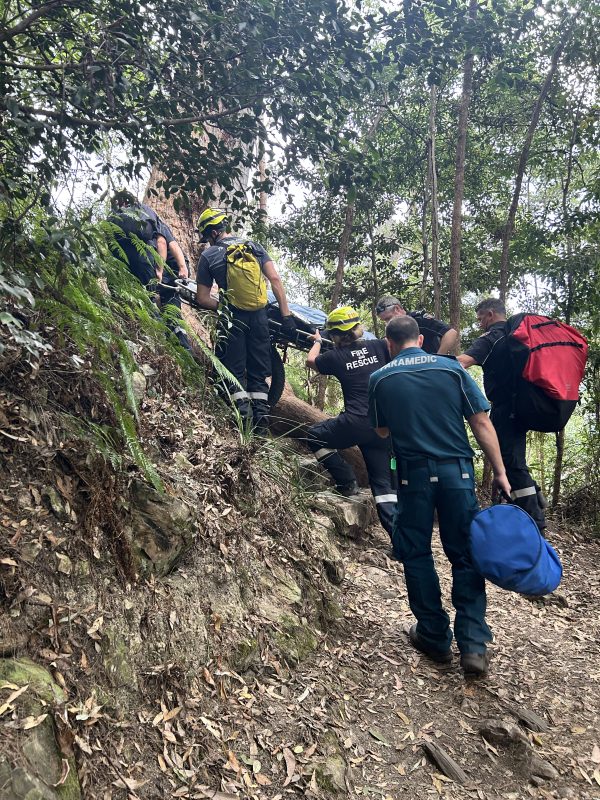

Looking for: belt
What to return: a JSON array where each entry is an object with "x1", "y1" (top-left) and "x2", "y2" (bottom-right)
[
  {"x1": 403, "y1": 458, "x2": 462, "y2": 468},
  {"x1": 398, "y1": 456, "x2": 473, "y2": 485}
]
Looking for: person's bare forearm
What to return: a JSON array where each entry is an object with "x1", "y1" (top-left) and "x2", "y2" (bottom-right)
[
  {"x1": 438, "y1": 329, "x2": 459, "y2": 354},
  {"x1": 468, "y1": 413, "x2": 504, "y2": 475},
  {"x1": 468, "y1": 412, "x2": 512, "y2": 496},
  {"x1": 306, "y1": 332, "x2": 322, "y2": 370},
  {"x1": 458, "y1": 354, "x2": 476, "y2": 369},
  {"x1": 196, "y1": 284, "x2": 218, "y2": 311},
  {"x1": 270, "y1": 276, "x2": 291, "y2": 317},
  {"x1": 468, "y1": 412, "x2": 512, "y2": 497},
  {"x1": 169, "y1": 241, "x2": 188, "y2": 277},
  {"x1": 154, "y1": 235, "x2": 167, "y2": 282},
  {"x1": 156, "y1": 235, "x2": 167, "y2": 260}
]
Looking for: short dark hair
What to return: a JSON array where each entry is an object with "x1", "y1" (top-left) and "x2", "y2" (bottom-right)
[
  {"x1": 330, "y1": 325, "x2": 364, "y2": 348},
  {"x1": 376, "y1": 295, "x2": 403, "y2": 314},
  {"x1": 111, "y1": 189, "x2": 138, "y2": 210},
  {"x1": 475, "y1": 297, "x2": 506, "y2": 316},
  {"x1": 200, "y1": 222, "x2": 227, "y2": 242},
  {"x1": 385, "y1": 315, "x2": 420, "y2": 345}
]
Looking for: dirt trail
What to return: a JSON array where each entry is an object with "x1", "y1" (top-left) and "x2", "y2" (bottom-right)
[{"x1": 209, "y1": 524, "x2": 600, "y2": 800}]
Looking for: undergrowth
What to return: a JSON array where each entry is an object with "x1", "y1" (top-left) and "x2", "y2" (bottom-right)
[{"x1": 0, "y1": 201, "x2": 209, "y2": 490}]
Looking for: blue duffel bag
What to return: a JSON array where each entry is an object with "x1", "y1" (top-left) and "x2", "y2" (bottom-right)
[{"x1": 469, "y1": 504, "x2": 562, "y2": 595}]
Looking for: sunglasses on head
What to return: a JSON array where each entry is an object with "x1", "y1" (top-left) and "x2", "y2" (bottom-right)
[{"x1": 375, "y1": 302, "x2": 397, "y2": 314}]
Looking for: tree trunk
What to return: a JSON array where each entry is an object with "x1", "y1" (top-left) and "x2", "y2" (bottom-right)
[
  {"x1": 536, "y1": 431, "x2": 546, "y2": 495},
  {"x1": 428, "y1": 85, "x2": 441, "y2": 320},
  {"x1": 321, "y1": 105, "x2": 387, "y2": 411},
  {"x1": 551, "y1": 90, "x2": 581, "y2": 508},
  {"x1": 448, "y1": 0, "x2": 476, "y2": 335},
  {"x1": 257, "y1": 153, "x2": 268, "y2": 236},
  {"x1": 551, "y1": 429, "x2": 564, "y2": 508},
  {"x1": 330, "y1": 200, "x2": 355, "y2": 311},
  {"x1": 144, "y1": 166, "x2": 207, "y2": 271},
  {"x1": 330, "y1": 105, "x2": 387, "y2": 313},
  {"x1": 498, "y1": 23, "x2": 573, "y2": 301},
  {"x1": 368, "y1": 211, "x2": 381, "y2": 337},
  {"x1": 481, "y1": 457, "x2": 494, "y2": 500},
  {"x1": 420, "y1": 172, "x2": 430, "y2": 307},
  {"x1": 314, "y1": 376, "x2": 329, "y2": 411}
]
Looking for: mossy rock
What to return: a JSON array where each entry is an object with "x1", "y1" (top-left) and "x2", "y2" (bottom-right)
[
  {"x1": 314, "y1": 754, "x2": 347, "y2": 794},
  {"x1": 274, "y1": 617, "x2": 318, "y2": 665},
  {"x1": 0, "y1": 658, "x2": 66, "y2": 707},
  {"x1": 0, "y1": 659, "x2": 81, "y2": 800},
  {"x1": 258, "y1": 567, "x2": 302, "y2": 606},
  {"x1": 230, "y1": 638, "x2": 261, "y2": 673},
  {"x1": 311, "y1": 731, "x2": 347, "y2": 794},
  {"x1": 303, "y1": 585, "x2": 343, "y2": 630}
]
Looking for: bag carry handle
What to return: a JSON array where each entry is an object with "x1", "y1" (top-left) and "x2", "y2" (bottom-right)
[{"x1": 492, "y1": 489, "x2": 512, "y2": 504}]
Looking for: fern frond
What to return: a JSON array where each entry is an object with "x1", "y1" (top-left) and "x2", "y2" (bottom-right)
[
  {"x1": 189, "y1": 332, "x2": 244, "y2": 393},
  {"x1": 119, "y1": 350, "x2": 139, "y2": 421},
  {"x1": 118, "y1": 408, "x2": 164, "y2": 493}
]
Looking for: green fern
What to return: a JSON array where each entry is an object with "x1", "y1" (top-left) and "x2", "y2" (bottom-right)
[
  {"x1": 98, "y1": 375, "x2": 164, "y2": 492},
  {"x1": 118, "y1": 343, "x2": 140, "y2": 421},
  {"x1": 118, "y1": 408, "x2": 164, "y2": 493}
]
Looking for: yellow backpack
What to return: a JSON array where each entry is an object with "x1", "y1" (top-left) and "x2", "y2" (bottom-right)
[{"x1": 224, "y1": 241, "x2": 268, "y2": 311}]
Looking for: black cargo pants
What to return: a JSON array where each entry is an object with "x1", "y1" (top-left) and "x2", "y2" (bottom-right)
[
  {"x1": 215, "y1": 306, "x2": 271, "y2": 432},
  {"x1": 156, "y1": 272, "x2": 192, "y2": 352},
  {"x1": 306, "y1": 412, "x2": 396, "y2": 537},
  {"x1": 491, "y1": 401, "x2": 546, "y2": 530}
]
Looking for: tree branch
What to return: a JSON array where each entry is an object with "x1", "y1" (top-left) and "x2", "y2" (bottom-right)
[
  {"x1": 7, "y1": 100, "x2": 258, "y2": 129},
  {"x1": 0, "y1": 0, "x2": 80, "y2": 44},
  {"x1": 0, "y1": 58, "x2": 129, "y2": 72}
]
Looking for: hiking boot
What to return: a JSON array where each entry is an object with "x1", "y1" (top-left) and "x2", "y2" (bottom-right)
[
  {"x1": 407, "y1": 624, "x2": 452, "y2": 664},
  {"x1": 460, "y1": 651, "x2": 490, "y2": 677},
  {"x1": 338, "y1": 480, "x2": 360, "y2": 498}
]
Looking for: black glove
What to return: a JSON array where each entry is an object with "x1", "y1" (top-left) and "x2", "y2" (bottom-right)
[{"x1": 280, "y1": 315, "x2": 297, "y2": 337}]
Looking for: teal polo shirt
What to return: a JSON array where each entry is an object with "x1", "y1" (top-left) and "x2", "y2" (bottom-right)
[{"x1": 368, "y1": 347, "x2": 490, "y2": 461}]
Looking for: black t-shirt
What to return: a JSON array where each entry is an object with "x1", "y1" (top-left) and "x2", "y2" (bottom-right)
[
  {"x1": 140, "y1": 204, "x2": 174, "y2": 245},
  {"x1": 464, "y1": 320, "x2": 512, "y2": 403},
  {"x1": 409, "y1": 311, "x2": 451, "y2": 354},
  {"x1": 196, "y1": 236, "x2": 270, "y2": 291},
  {"x1": 109, "y1": 204, "x2": 159, "y2": 286},
  {"x1": 315, "y1": 338, "x2": 390, "y2": 416},
  {"x1": 150, "y1": 214, "x2": 179, "y2": 279}
]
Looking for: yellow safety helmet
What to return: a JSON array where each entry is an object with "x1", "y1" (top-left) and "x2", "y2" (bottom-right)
[
  {"x1": 326, "y1": 306, "x2": 361, "y2": 332},
  {"x1": 197, "y1": 207, "x2": 228, "y2": 241}
]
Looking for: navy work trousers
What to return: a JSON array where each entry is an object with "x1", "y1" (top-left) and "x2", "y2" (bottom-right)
[
  {"x1": 491, "y1": 401, "x2": 546, "y2": 530},
  {"x1": 393, "y1": 458, "x2": 491, "y2": 656},
  {"x1": 306, "y1": 413, "x2": 396, "y2": 537},
  {"x1": 215, "y1": 306, "x2": 271, "y2": 431}
]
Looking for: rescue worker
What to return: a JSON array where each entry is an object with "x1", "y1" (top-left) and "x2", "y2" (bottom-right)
[
  {"x1": 375, "y1": 295, "x2": 458, "y2": 354},
  {"x1": 152, "y1": 215, "x2": 193, "y2": 352},
  {"x1": 369, "y1": 315, "x2": 511, "y2": 676},
  {"x1": 109, "y1": 190, "x2": 167, "y2": 282},
  {"x1": 457, "y1": 297, "x2": 546, "y2": 530},
  {"x1": 195, "y1": 207, "x2": 296, "y2": 434},
  {"x1": 305, "y1": 306, "x2": 396, "y2": 539},
  {"x1": 108, "y1": 191, "x2": 192, "y2": 351}
]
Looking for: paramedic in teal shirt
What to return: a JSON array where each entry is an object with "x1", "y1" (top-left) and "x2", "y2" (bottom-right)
[{"x1": 368, "y1": 315, "x2": 511, "y2": 677}]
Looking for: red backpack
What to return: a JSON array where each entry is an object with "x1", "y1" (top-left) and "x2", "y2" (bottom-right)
[{"x1": 506, "y1": 314, "x2": 588, "y2": 432}]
